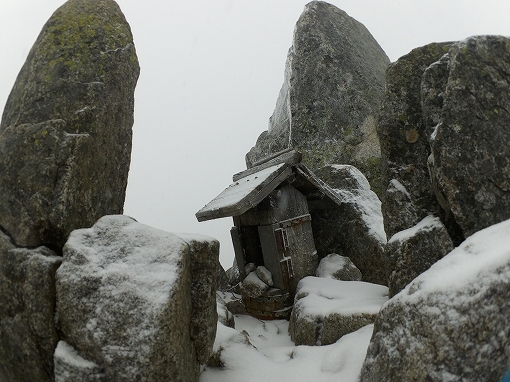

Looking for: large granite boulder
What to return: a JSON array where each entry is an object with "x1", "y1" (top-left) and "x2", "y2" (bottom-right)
[
  {"x1": 376, "y1": 42, "x2": 453, "y2": 238},
  {"x1": 56, "y1": 215, "x2": 219, "y2": 382},
  {"x1": 385, "y1": 216, "x2": 453, "y2": 297},
  {"x1": 246, "y1": 1, "x2": 389, "y2": 193},
  {"x1": 428, "y1": 36, "x2": 510, "y2": 238},
  {"x1": 0, "y1": 0, "x2": 139, "y2": 249},
  {"x1": 360, "y1": 219, "x2": 510, "y2": 382},
  {"x1": 289, "y1": 276, "x2": 388, "y2": 346},
  {"x1": 310, "y1": 164, "x2": 387, "y2": 285},
  {"x1": 0, "y1": 232, "x2": 62, "y2": 382}
]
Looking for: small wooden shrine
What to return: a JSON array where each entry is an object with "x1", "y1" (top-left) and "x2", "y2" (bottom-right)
[{"x1": 196, "y1": 149, "x2": 342, "y2": 319}]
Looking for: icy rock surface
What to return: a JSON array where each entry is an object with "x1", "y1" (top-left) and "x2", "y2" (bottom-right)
[
  {"x1": 360, "y1": 218, "x2": 510, "y2": 381},
  {"x1": 386, "y1": 215, "x2": 453, "y2": 297},
  {"x1": 56, "y1": 215, "x2": 219, "y2": 382},
  {"x1": 316, "y1": 254, "x2": 362, "y2": 281},
  {"x1": 245, "y1": 1, "x2": 389, "y2": 192},
  {"x1": 289, "y1": 276, "x2": 388, "y2": 346},
  {"x1": 311, "y1": 164, "x2": 387, "y2": 285},
  {"x1": 0, "y1": 0, "x2": 139, "y2": 249},
  {"x1": 0, "y1": 232, "x2": 62, "y2": 382}
]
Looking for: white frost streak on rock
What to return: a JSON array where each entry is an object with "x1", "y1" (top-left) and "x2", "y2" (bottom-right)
[
  {"x1": 399, "y1": 218, "x2": 510, "y2": 300},
  {"x1": 388, "y1": 178, "x2": 411, "y2": 199},
  {"x1": 329, "y1": 164, "x2": 386, "y2": 244},
  {"x1": 388, "y1": 215, "x2": 443, "y2": 244},
  {"x1": 55, "y1": 341, "x2": 98, "y2": 369},
  {"x1": 295, "y1": 277, "x2": 388, "y2": 318}
]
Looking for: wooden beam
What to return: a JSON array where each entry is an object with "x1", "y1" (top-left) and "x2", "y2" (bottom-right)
[{"x1": 232, "y1": 150, "x2": 302, "y2": 182}]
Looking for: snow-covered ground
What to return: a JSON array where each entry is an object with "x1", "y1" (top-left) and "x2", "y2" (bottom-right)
[
  {"x1": 201, "y1": 218, "x2": 510, "y2": 381},
  {"x1": 200, "y1": 315, "x2": 373, "y2": 382}
]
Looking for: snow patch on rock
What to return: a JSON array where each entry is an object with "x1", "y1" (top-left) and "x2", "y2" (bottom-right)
[
  {"x1": 316, "y1": 254, "x2": 362, "y2": 281},
  {"x1": 388, "y1": 215, "x2": 444, "y2": 244},
  {"x1": 329, "y1": 165, "x2": 386, "y2": 244},
  {"x1": 294, "y1": 276, "x2": 388, "y2": 318},
  {"x1": 400, "y1": 218, "x2": 510, "y2": 299}
]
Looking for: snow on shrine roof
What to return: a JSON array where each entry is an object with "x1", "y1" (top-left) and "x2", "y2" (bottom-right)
[{"x1": 195, "y1": 163, "x2": 293, "y2": 221}]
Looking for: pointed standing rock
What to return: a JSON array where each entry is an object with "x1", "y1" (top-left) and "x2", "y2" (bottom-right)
[
  {"x1": 246, "y1": 1, "x2": 389, "y2": 193},
  {"x1": 0, "y1": 0, "x2": 140, "y2": 249},
  {"x1": 0, "y1": 1, "x2": 139, "y2": 381}
]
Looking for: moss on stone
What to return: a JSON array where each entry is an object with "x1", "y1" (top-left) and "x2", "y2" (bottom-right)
[{"x1": 37, "y1": 0, "x2": 135, "y2": 84}]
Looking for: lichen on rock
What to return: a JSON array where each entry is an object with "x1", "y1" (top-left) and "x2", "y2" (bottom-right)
[
  {"x1": 376, "y1": 41, "x2": 453, "y2": 239},
  {"x1": 0, "y1": 0, "x2": 140, "y2": 249},
  {"x1": 428, "y1": 36, "x2": 510, "y2": 238}
]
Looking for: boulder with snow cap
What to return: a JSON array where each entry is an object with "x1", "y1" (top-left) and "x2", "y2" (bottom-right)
[
  {"x1": 316, "y1": 253, "x2": 362, "y2": 281},
  {"x1": 225, "y1": 298, "x2": 247, "y2": 316},
  {"x1": 289, "y1": 276, "x2": 388, "y2": 346},
  {"x1": 183, "y1": 234, "x2": 221, "y2": 364},
  {"x1": 385, "y1": 215, "x2": 453, "y2": 297},
  {"x1": 360, "y1": 219, "x2": 510, "y2": 381},
  {"x1": 240, "y1": 271, "x2": 270, "y2": 298},
  {"x1": 310, "y1": 164, "x2": 387, "y2": 285},
  {"x1": 380, "y1": 179, "x2": 419, "y2": 238},
  {"x1": 56, "y1": 215, "x2": 219, "y2": 382},
  {"x1": 216, "y1": 263, "x2": 230, "y2": 292}
]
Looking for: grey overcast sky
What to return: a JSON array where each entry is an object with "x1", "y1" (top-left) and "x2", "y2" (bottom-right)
[{"x1": 1, "y1": 0, "x2": 510, "y2": 267}]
